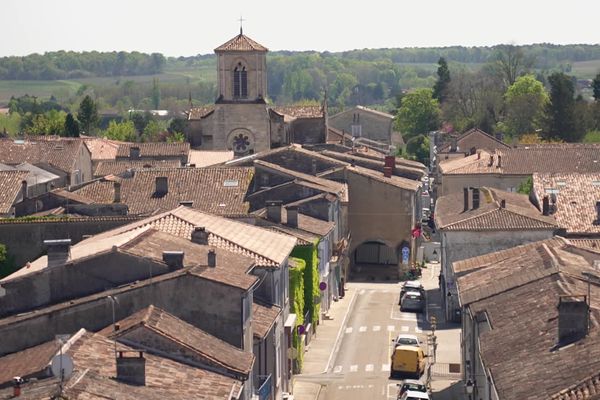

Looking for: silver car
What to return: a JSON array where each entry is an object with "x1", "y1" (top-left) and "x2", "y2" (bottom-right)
[{"x1": 401, "y1": 291, "x2": 424, "y2": 313}]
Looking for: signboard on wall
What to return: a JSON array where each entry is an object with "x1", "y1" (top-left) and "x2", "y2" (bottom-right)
[{"x1": 401, "y1": 246, "x2": 410, "y2": 264}]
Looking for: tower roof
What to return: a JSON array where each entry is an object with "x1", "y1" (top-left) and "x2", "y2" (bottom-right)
[{"x1": 214, "y1": 32, "x2": 268, "y2": 52}]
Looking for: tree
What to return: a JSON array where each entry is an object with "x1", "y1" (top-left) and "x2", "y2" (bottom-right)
[
  {"x1": 432, "y1": 57, "x2": 450, "y2": 102},
  {"x1": 517, "y1": 176, "x2": 533, "y2": 195},
  {"x1": 77, "y1": 95, "x2": 99, "y2": 134},
  {"x1": 503, "y1": 75, "x2": 548, "y2": 137},
  {"x1": 102, "y1": 120, "x2": 137, "y2": 142},
  {"x1": 168, "y1": 118, "x2": 186, "y2": 134},
  {"x1": 151, "y1": 78, "x2": 161, "y2": 109},
  {"x1": 64, "y1": 113, "x2": 80, "y2": 137},
  {"x1": 394, "y1": 88, "x2": 441, "y2": 139},
  {"x1": 491, "y1": 44, "x2": 533, "y2": 88},
  {"x1": 593, "y1": 72, "x2": 600, "y2": 102},
  {"x1": 543, "y1": 72, "x2": 583, "y2": 142},
  {"x1": 405, "y1": 134, "x2": 430, "y2": 165}
]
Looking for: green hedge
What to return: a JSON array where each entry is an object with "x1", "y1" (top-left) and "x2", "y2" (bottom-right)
[
  {"x1": 0, "y1": 243, "x2": 16, "y2": 279},
  {"x1": 290, "y1": 243, "x2": 321, "y2": 327},
  {"x1": 289, "y1": 257, "x2": 305, "y2": 373}
]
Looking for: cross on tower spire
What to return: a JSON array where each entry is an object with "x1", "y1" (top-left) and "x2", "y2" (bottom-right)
[{"x1": 238, "y1": 16, "x2": 245, "y2": 35}]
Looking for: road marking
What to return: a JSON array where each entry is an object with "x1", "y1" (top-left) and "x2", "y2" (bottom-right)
[
  {"x1": 359, "y1": 326, "x2": 367, "y2": 332},
  {"x1": 373, "y1": 325, "x2": 381, "y2": 332},
  {"x1": 401, "y1": 326, "x2": 409, "y2": 332},
  {"x1": 334, "y1": 365, "x2": 343, "y2": 373},
  {"x1": 382, "y1": 363, "x2": 390, "y2": 372},
  {"x1": 338, "y1": 385, "x2": 343, "y2": 389},
  {"x1": 350, "y1": 365, "x2": 358, "y2": 372},
  {"x1": 345, "y1": 327, "x2": 353, "y2": 334},
  {"x1": 325, "y1": 289, "x2": 358, "y2": 373},
  {"x1": 365, "y1": 364, "x2": 374, "y2": 372},
  {"x1": 359, "y1": 289, "x2": 366, "y2": 295},
  {"x1": 415, "y1": 327, "x2": 422, "y2": 333},
  {"x1": 387, "y1": 325, "x2": 395, "y2": 332}
]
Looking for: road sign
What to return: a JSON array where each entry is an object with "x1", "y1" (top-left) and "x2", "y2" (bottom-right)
[{"x1": 401, "y1": 246, "x2": 410, "y2": 264}]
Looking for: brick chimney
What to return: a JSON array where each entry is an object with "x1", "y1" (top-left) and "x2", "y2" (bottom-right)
[
  {"x1": 162, "y1": 251, "x2": 184, "y2": 270},
  {"x1": 463, "y1": 188, "x2": 469, "y2": 212},
  {"x1": 558, "y1": 295, "x2": 589, "y2": 345},
  {"x1": 450, "y1": 137, "x2": 458, "y2": 152},
  {"x1": 208, "y1": 249, "x2": 216, "y2": 267},
  {"x1": 383, "y1": 166, "x2": 393, "y2": 178},
  {"x1": 266, "y1": 200, "x2": 282, "y2": 223},
  {"x1": 44, "y1": 239, "x2": 71, "y2": 267},
  {"x1": 155, "y1": 177, "x2": 168, "y2": 195},
  {"x1": 472, "y1": 188, "x2": 480, "y2": 209},
  {"x1": 384, "y1": 155, "x2": 395, "y2": 175},
  {"x1": 191, "y1": 227, "x2": 209, "y2": 245},
  {"x1": 500, "y1": 199, "x2": 506, "y2": 208},
  {"x1": 21, "y1": 180, "x2": 27, "y2": 200},
  {"x1": 116, "y1": 351, "x2": 146, "y2": 386},
  {"x1": 287, "y1": 206, "x2": 299, "y2": 228},
  {"x1": 113, "y1": 181, "x2": 121, "y2": 203},
  {"x1": 542, "y1": 195, "x2": 550, "y2": 216},
  {"x1": 129, "y1": 146, "x2": 141, "y2": 159}
]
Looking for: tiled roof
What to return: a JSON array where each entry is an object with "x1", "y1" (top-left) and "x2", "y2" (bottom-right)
[
  {"x1": 187, "y1": 105, "x2": 215, "y2": 120},
  {"x1": 88, "y1": 206, "x2": 297, "y2": 268},
  {"x1": 188, "y1": 150, "x2": 234, "y2": 167},
  {"x1": 94, "y1": 159, "x2": 180, "y2": 177},
  {"x1": 0, "y1": 138, "x2": 86, "y2": 174},
  {"x1": 346, "y1": 165, "x2": 421, "y2": 192},
  {"x1": 252, "y1": 301, "x2": 281, "y2": 339},
  {"x1": 74, "y1": 167, "x2": 254, "y2": 216},
  {"x1": 73, "y1": 178, "x2": 118, "y2": 203},
  {"x1": 320, "y1": 150, "x2": 426, "y2": 180},
  {"x1": 551, "y1": 372, "x2": 600, "y2": 400},
  {"x1": 214, "y1": 32, "x2": 268, "y2": 52},
  {"x1": 0, "y1": 339, "x2": 59, "y2": 385},
  {"x1": 101, "y1": 305, "x2": 254, "y2": 376},
  {"x1": 252, "y1": 207, "x2": 334, "y2": 239},
  {"x1": 440, "y1": 145, "x2": 600, "y2": 175},
  {"x1": 438, "y1": 128, "x2": 510, "y2": 153},
  {"x1": 0, "y1": 162, "x2": 60, "y2": 185},
  {"x1": 532, "y1": 173, "x2": 600, "y2": 235},
  {"x1": 0, "y1": 170, "x2": 28, "y2": 213},
  {"x1": 435, "y1": 187, "x2": 558, "y2": 231},
  {"x1": 569, "y1": 238, "x2": 600, "y2": 251},
  {"x1": 83, "y1": 136, "x2": 122, "y2": 161},
  {"x1": 326, "y1": 127, "x2": 354, "y2": 146},
  {"x1": 116, "y1": 142, "x2": 190, "y2": 158},
  {"x1": 271, "y1": 106, "x2": 323, "y2": 119}
]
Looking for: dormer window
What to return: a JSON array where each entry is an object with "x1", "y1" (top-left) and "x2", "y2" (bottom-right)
[{"x1": 233, "y1": 63, "x2": 247, "y2": 98}]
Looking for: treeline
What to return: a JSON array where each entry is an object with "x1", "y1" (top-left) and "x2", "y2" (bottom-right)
[{"x1": 0, "y1": 51, "x2": 166, "y2": 80}]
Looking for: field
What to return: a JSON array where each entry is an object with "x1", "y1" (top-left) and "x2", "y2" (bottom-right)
[{"x1": 571, "y1": 60, "x2": 600, "y2": 79}]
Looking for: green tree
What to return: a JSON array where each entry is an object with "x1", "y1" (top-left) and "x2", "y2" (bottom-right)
[
  {"x1": 142, "y1": 119, "x2": 166, "y2": 142},
  {"x1": 593, "y1": 72, "x2": 600, "y2": 102},
  {"x1": 0, "y1": 113, "x2": 21, "y2": 136},
  {"x1": 152, "y1": 78, "x2": 161, "y2": 109},
  {"x1": 0, "y1": 243, "x2": 17, "y2": 279},
  {"x1": 491, "y1": 44, "x2": 533, "y2": 87},
  {"x1": 102, "y1": 120, "x2": 137, "y2": 142},
  {"x1": 168, "y1": 118, "x2": 187, "y2": 134},
  {"x1": 77, "y1": 95, "x2": 99, "y2": 134},
  {"x1": 394, "y1": 88, "x2": 441, "y2": 139},
  {"x1": 166, "y1": 132, "x2": 185, "y2": 143},
  {"x1": 64, "y1": 113, "x2": 80, "y2": 137},
  {"x1": 432, "y1": 57, "x2": 450, "y2": 102},
  {"x1": 504, "y1": 75, "x2": 548, "y2": 137},
  {"x1": 543, "y1": 72, "x2": 583, "y2": 142},
  {"x1": 517, "y1": 176, "x2": 533, "y2": 195},
  {"x1": 405, "y1": 134, "x2": 430, "y2": 165}
]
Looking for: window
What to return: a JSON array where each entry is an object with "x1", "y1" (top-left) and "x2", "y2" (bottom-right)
[{"x1": 233, "y1": 63, "x2": 247, "y2": 98}]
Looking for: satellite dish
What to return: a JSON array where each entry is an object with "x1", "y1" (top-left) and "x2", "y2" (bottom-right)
[{"x1": 51, "y1": 354, "x2": 74, "y2": 380}]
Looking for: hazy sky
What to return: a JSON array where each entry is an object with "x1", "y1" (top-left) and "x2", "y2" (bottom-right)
[{"x1": 3, "y1": 0, "x2": 599, "y2": 57}]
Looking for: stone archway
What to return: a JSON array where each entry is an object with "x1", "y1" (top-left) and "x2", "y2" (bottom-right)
[{"x1": 351, "y1": 240, "x2": 400, "y2": 281}]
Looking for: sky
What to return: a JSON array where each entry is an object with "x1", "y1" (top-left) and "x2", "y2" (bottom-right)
[{"x1": 3, "y1": 0, "x2": 599, "y2": 57}]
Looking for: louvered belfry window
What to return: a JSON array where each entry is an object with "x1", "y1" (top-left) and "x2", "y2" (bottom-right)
[{"x1": 233, "y1": 63, "x2": 247, "y2": 98}]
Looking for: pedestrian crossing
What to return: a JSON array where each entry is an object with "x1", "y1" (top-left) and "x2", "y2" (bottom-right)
[
  {"x1": 344, "y1": 325, "x2": 423, "y2": 334},
  {"x1": 333, "y1": 363, "x2": 392, "y2": 373}
]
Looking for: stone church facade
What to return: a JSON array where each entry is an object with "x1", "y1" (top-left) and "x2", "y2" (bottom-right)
[{"x1": 187, "y1": 31, "x2": 327, "y2": 156}]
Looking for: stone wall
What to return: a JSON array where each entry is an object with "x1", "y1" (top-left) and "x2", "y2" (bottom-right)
[
  {"x1": 440, "y1": 173, "x2": 528, "y2": 196},
  {"x1": 329, "y1": 108, "x2": 392, "y2": 144}
]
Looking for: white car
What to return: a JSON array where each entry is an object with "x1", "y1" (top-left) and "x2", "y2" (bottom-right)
[
  {"x1": 393, "y1": 334, "x2": 421, "y2": 347},
  {"x1": 399, "y1": 389, "x2": 430, "y2": 400}
]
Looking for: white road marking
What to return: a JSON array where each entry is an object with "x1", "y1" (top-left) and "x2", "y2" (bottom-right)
[
  {"x1": 415, "y1": 327, "x2": 422, "y2": 333},
  {"x1": 401, "y1": 326, "x2": 409, "y2": 332},
  {"x1": 365, "y1": 364, "x2": 374, "y2": 372},
  {"x1": 338, "y1": 386, "x2": 343, "y2": 390},
  {"x1": 359, "y1": 289, "x2": 366, "y2": 295},
  {"x1": 373, "y1": 325, "x2": 381, "y2": 332},
  {"x1": 387, "y1": 325, "x2": 395, "y2": 332},
  {"x1": 334, "y1": 365, "x2": 343, "y2": 373},
  {"x1": 382, "y1": 363, "x2": 390, "y2": 372},
  {"x1": 350, "y1": 365, "x2": 358, "y2": 372},
  {"x1": 359, "y1": 326, "x2": 367, "y2": 332},
  {"x1": 345, "y1": 327, "x2": 353, "y2": 334}
]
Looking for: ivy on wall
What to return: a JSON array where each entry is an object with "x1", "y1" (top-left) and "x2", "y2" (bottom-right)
[
  {"x1": 290, "y1": 243, "x2": 321, "y2": 327},
  {"x1": 289, "y1": 257, "x2": 305, "y2": 373}
]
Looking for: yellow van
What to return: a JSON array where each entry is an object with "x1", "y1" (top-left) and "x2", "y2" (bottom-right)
[{"x1": 390, "y1": 345, "x2": 427, "y2": 378}]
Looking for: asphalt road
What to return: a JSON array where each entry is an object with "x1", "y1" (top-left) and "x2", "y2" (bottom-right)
[{"x1": 318, "y1": 280, "x2": 432, "y2": 400}]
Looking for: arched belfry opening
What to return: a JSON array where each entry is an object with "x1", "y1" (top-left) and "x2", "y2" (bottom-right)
[{"x1": 233, "y1": 62, "x2": 248, "y2": 99}]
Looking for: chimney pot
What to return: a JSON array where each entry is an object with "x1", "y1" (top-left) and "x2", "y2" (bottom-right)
[
  {"x1": 44, "y1": 239, "x2": 72, "y2": 267},
  {"x1": 162, "y1": 251, "x2": 184, "y2": 270},
  {"x1": 472, "y1": 188, "x2": 480, "y2": 209},
  {"x1": 383, "y1": 166, "x2": 393, "y2": 178},
  {"x1": 542, "y1": 195, "x2": 550, "y2": 216},
  {"x1": 130, "y1": 146, "x2": 140, "y2": 159},
  {"x1": 463, "y1": 188, "x2": 469, "y2": 212},
  {"x1": 113, "y1": 181, "x2": 121, "y2": 203},
  {"x1": 191, "y1": 226, "x2": 209, "y2": 245},
  {"x1": 116, "y1": 351, "x2": 146, "y2": 386},
  {"x1": 266, "y1": 200, "x2": 283, "y2": 223},
  {"x1": 558, "y1": 295, "x2": 589, "y2": 345},
  {"x1": 477, "y1": 151, "x2": 481, "y2": 160},
  {"x1": 287, "y1": 206, "x2": 299, "y2": 228},
  {"x1": 208, "y1": 249, "x2": 216, "y2": 267},
  {"x1": 155, "y1": 177, "x2": 168, "y2": 195},
  {"x1": 21, "y1": 180, "x2": 27, "y2": 200},
  {"x1": 500, "y1": 199, "x2": 506, "y2": 208}
]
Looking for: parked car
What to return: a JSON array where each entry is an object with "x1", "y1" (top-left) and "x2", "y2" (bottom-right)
[
  {"x1": 390, "y1": 345, "x2": 427, "y2": 379},
  {"x1": 397, "y1": 379, "x2": 427, "y2": 398},
  {"x1": 401, "y1": 291, "x2": 425, "y2": 313},
  {"x1": 393, "y1": 334, "x2": 421, "y2": 347},
  {"x1": 399, "y1": 281, "x2": 425, "y2": 304},
  {"x1": 398, "y1": 389, "x2": 430, "y2": 400}
]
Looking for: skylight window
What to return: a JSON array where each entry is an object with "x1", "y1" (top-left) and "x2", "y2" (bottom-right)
[{"x1": 224, "y1": 179, "x2": 239, "y2": 187}]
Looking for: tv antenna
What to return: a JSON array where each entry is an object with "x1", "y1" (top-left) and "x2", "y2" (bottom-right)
[{"x1": 51, "y1": 338, "x2": 74, "y2": 396}]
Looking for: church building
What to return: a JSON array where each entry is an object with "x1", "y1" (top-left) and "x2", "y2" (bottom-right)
[{"x1": 187, "y1": 30, "x2": 327, "y2": 156}]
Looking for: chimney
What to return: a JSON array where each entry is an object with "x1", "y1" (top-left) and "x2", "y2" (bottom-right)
[
  {"x1": 450, "y1": 137, "x2": 458, "y2": 152},
  {"x1": 155, "y1": 177, "x2": 168, "y2": 195},
  {"x1": 311, "y1": 159, "x2": 317, "y2": 175},
  {"x1": 472, "y1": 188, "x2": 480, "y2": 209},
  {"x1": 383, "y1": 166, "x2": 393, "y2": 178},
  {"x1": 13, "y1": 377, "x2": 22, "y2": 397},
  {"x1": 497, "y1": 155, "x2": 502, "y2": 168},
  {"x1": 179, "y1": 200, "x2": 193, "y2": 207},
  {"x1": 500, "y1": 199, "x2": 506, "y2": 208},
  {"x1": 191, "y1": 226, "x2": 209, "y2": 245},
  {"x1": 44, "y1": 239, "x2": 72, "y2": 267},
  {"x1": 266, "y1": 200, "x2": 283, "y2": 223},
  {"x1": 595, "y1": 201, "x2": 600, "y2": 222},
  {"x1": 162, "y1": 251, "x2": 184, "y2": 270},
  {"x1": 287, "y1": 206, "x2": 299, "y2": 228},
  {"x1": 208, "y1": 249, "x2": 216, "y2": 267},
  {"x1": 130, "y1": 146, "x2": 140, "y2": 159},
  {"x1": 542, "y1": 195, "x2": 550, "y2": 216},
  {"x1": 116, "y1": 351, "x2": 146, "y2": 386},
  {"x1": 21, "y1": 180, "x2": 27, "y2": 200},
  {"x1": 477, "y1": 151, "x2": 481, "y2": 160},
  {"x1": 558, "y1": 295, "x2": 589, "y2": 345},
  {"x1": 113, "y1": 181, "x2": 121, "y2": 203},
  {"x1": 384, "y1": 155, "x2": 395, "y2": 174},
  {"x1": 463, "y1": 188, "x2": 469, "y2": 212}
]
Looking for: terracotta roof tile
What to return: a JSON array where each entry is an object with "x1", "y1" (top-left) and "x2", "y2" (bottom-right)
[
  {"x1": 0, "y1": 138, "x2": 86, "y2": 174},
  {"x1": 321, "y1": 150, "x2": 426, "y2": 180},
  {"x1": 214, "y1": 32, "x2": 268, "y2": 52},
  {"x1": 187, "y1": 105, "x2": 215, "y2": 120},
  {"x1": 83, "y1": 137, "x2": 122, "y2": 161},
  {"x1": 0, "y1": 170, "x2": 28, "y2": 213},
  {"x1": 94, "y1": 159, "x2": 180, "y2": 177},
  {"x1": 187, "y1": 150, "x2": 234, "y2": 167},
  {"x1": 271, "y1": 106, "x2": 323, "y2": 119},
  {"x1": 346, "y1": 165, "x2": 421, "y2": 192},
  {"x1": 116, "y1": 142, "x2": 189, "y2": 158},
  {"x1": 0, "y1": 340, "x2": 59, "y2": 385},
  {"x1": 252, "y1": 302, "x2": 281, "y2": 339},
  {"x1": 73, "y1": 179, "x2": 117, "y2": 204},
  {"x1": 438, "y1": 128, "x2": 510, "y2": 153}
]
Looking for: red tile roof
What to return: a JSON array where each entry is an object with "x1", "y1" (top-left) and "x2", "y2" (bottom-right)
[
  {"x1": 438, "y1": 128, "x2": 510, "y2": 153},
  {"x1": 116, "y1": 142, "x2": 189, "y2": 158},
  {"x1": 214, "y1": 32, "x2": 268, "y2": 52},
  {"x1": 271, "y1": 106, "x2": 323, "y2": 119},
  {"x1": 187, "y1": 105, "x2": 215, "y2": 120},
  {"x1": 83, "y1": 137, "x2": 122, "y2": 161},
  {"x1": 252, "y1": 302, "x2": 281, "y2": 339},
  {"x1": 0, "y1": 170, "x2": 28, "y2": 213},
  {"x1": 94, "y1": 159, "x2": 180, "y2": 177},
  {"x1": 0, "y1": 138, "x2": 87, "y2": 174}
]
